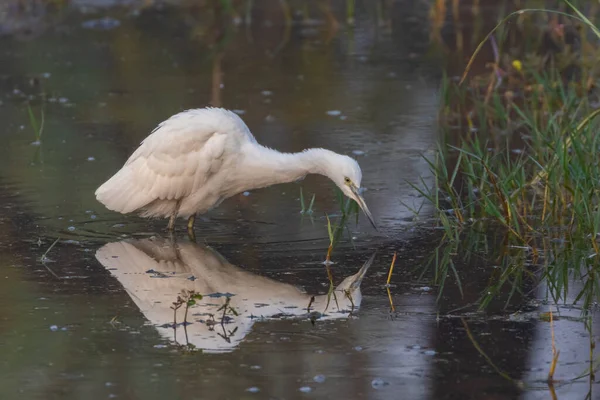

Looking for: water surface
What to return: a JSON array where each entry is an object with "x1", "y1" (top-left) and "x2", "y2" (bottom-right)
[{"x1": 0, "y1": 2, "x2": 597, "y2": 399}]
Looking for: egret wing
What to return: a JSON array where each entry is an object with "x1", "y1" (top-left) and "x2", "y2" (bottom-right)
[
  {"x1": 129, "y1": 131, "x2": 227, "y2": 201},
  {"x1": 96, "y1": 108, "x2": 249, "y2": 214},
  {"x1": 96, "y1": 130, "x2": 228, "y2": 214}
]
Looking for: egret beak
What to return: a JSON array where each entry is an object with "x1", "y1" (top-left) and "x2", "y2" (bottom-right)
[
  {"x1": 335, "y1": 252, "x2": 377, "y2": 292},
  {"x1": 348, "y1": 252, "x2": 376, "y2": 291},
  {"x1": 351, "y1": 186, "x2": 378, "y2": 231}
]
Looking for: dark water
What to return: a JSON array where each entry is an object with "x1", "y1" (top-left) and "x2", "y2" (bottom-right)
[{"x1": 0, "y1": 1, "x2": 597, "y2": 399}]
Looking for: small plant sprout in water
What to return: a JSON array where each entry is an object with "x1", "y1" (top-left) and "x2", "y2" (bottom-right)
[
  {"x1": 28, "y1": 103, "x2": 45, "y2": 145},
  {"x1": 211, "y1": 296, "x2": 239, "y2": 343},
  {"x1": 217, "y1": 296, "x2": 239, "y2": 320},
  {"x1": 299, "y1": 187, "x2": 316, "y2": 215},
  {"x1": 40, "y1": 237, "x2": 60, "y2": 263},
  {"x1": 38, "y1": 237, "x2": 61, "y2": 279},
  {"x1": 170, "y1": 296, "x2": 184, "y2": 327},
  {"x1": 171, "y1": 290, "x2": 204, "y2": 327},
  {"x1": 169, "y1": 290, "x2": 204, "y2": 349},
  {"x1": 325, "y1": 186, "x2": 363, "y2": 256},
  {"x1": 343, "y1": 289, "x2": 356, "y2": 317}
]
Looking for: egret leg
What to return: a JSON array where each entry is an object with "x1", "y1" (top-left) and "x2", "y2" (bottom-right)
[
  {"x1": 167, "y1": 200, "x2": 181, "y2": 232},
  {"x1": 167, "y1": 213, "x2": 177, "y2": 231},
  {"x1": 187, "y1": 214, "x2": 196, "y2": 242}
]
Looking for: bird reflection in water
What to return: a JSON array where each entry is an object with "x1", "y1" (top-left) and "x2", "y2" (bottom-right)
[{"x1": 95, "y1": 238, "x2": 374, "y2": 353}]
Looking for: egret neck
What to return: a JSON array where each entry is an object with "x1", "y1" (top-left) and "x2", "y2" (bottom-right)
[{"x1": 239, "y1": 145, "x2": 339, "y2": 190}]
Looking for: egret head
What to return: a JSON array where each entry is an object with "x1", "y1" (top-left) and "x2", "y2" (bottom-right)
[{"x1": 328, "y1": 153, "x2": 377, "y2": 230}]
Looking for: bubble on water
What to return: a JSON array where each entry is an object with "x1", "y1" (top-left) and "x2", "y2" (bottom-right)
[
  {"x1": 411, "y1": 345, "x2": 421, "y2": 350},
  {"x1": 41, "y1": 72, "x2": 51, "y2": 78},
  {"x1": 354, "y1": 346, "x2": 363, "y2": 351},
  {"x1": 326, "y1": 110, "x2": 341, "y2": 116},
  {"x1": 243, "y1": 191, "x2": 250, "y2": 196},
  {"x1": 424, "y1": 350, "x2": 436, "y2": 356},
  {"x1": 371, "y1": 378, "x2": 389, "y2": 389},
  {"x1": 261, "y1": 90, "x2": 273, "y2": 96},
  {"x1": 352, "y1": 150, "x2": 365, "y2": 156},
  {"x1": 87, "y1": 156, "x2": 95, "y2": 161},
  {"x1": 49, "y1": 325, "x2": 59, "y2": 331},
  {"x1": 299, "y1": 386, "x2": 312, "y2": 393},
  {"x1": 245, "y1": 387, "x2": 260, "y2": 393},
  {"x1": 313, "y1": 374, "x2": 326, "y2": 383},
  {"x1": 90, "y1": 215, "x2": 97, "y2": 220},
  {"x1": 265, "y1": 115, "x2": 275, "y2": 122},
  {"x1": 250, "y1": 365, "x2": 261, "y2": 370},
  {"x1": 67, "y1": 226, "x2": 76, "y2": 231},
  {"x1": 82, "y1": 17, "x2": 121, "y2": 30},
  {"x1": 58, "y1": 97, "x2": 68, "y2": 104},
  {"x1": 105, "y1": 382, "x2": 114, "y2": 387},
  {"x1": 153, "y1": 344, "x2": 167, "y2": 349},
  {"x1": 418, "y1": 286, "x2": 431, "y2": 292}
]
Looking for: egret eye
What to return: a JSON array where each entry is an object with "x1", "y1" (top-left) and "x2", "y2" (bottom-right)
[{"x1": 344, "y1": 177, "x2": 351, "y2": 185}]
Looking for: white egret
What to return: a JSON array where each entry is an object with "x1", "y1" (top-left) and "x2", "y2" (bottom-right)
[{"x1": 95, "y1": 107, "x2": 376, "y2": 235}]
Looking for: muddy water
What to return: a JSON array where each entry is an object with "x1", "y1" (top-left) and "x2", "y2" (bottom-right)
[{"x1": 0, "y1": 2, "x2": 597, "y2": 400}]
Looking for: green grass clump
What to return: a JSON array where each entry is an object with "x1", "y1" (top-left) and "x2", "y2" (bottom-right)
[{"x1": 421, "y1": 1, "x2": 600, "y2": 311}]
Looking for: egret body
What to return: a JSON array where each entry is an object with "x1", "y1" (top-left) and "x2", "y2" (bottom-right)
[{"x1": 95, "y1": 107, "x2": 376, "y2": 234}]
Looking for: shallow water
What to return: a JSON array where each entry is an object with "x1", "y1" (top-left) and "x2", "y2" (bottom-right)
[{"x1": 0, "y1": 1, "x2": 598, "y2": 399}]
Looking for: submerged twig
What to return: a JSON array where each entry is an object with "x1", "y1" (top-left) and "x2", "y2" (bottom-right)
[
  {"x1": 386, "y1": 287, "x2": 395, "y2": 313},
  {"x1": 386, "y1": 252, "x2": 397, "y2": 286},
  {"x1": 385, "y1": 252, "x2": 397, "y2": 312}
]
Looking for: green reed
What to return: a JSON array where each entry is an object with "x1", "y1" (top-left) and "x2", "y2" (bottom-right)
[{"x1": 422, "y1": 0, "x2": 600, "y2": 311}]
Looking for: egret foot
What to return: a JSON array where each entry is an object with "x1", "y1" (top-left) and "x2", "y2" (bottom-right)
[{"x1": 187, "y1": 214, "x2": 196, "y2": 242}]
